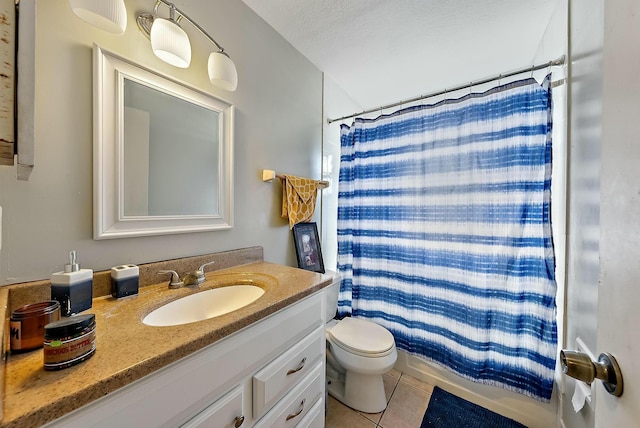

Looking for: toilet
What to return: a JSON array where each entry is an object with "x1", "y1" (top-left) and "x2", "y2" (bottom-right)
[{"x1": 324, "y1": 275, "x2": 397, "y2": 413}]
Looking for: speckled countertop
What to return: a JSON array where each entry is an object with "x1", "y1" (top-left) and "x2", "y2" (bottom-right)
[{"x1": 1, "y1": 256, "x2": 333, "y2": 428}]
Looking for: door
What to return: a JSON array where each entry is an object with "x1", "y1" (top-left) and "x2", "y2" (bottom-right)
[
  {"x1": 593, "y1": 0, "x2": 640, "y2": 425},
  {"x1": 566, "y1": 0, "x2": 640, "y2": 426}
]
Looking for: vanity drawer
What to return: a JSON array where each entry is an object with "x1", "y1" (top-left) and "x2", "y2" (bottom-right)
[
  {"x1": 292, "y1": 397, "x2": 324, "y2": 428},
  {"x1": 181, "y1": 385, "x2": 244, "y2": 428},
  {"x1": 253, "y1": 362, "x2": 324, "y2": 428},
  {"x1": 253, "y1": 325, "x2": 324, "y2": 417}
]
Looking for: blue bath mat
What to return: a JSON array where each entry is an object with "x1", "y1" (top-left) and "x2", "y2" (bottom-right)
[{"x1": 420, "y1": 387, "x2": 527, "y2": 428}]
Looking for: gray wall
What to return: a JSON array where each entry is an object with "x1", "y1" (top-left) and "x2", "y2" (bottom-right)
[{"x1": 0, "y1": 0, "x2": 323, "y2": 284}]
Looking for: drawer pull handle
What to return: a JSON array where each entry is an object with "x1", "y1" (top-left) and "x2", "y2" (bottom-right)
[
  {"x1": 233, "y1": 415, "x2": 245, "y2": 427},
  {"x1": 285, "y1": 399, "x2": 306, "y2": 421},
  {"x1": 286, "y1": 357, "x2": 307, "y2": 376}
]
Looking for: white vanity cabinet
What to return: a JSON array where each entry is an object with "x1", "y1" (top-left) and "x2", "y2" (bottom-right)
[{"x1": 43, "y1": 292, "x2": 325, "y2": 428}]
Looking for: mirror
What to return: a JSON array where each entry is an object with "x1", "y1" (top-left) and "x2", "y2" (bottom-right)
[{"x1": 93, "y1": 45, "x2": 233, "y2": 239}]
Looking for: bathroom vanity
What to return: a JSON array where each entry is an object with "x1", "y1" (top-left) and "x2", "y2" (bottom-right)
[
  {"x1": 0, "y1": 252, "x2": 332, "y2": 428},
  {"x1": 45, "y1": 291, "x2": 325, "y2": 428}
]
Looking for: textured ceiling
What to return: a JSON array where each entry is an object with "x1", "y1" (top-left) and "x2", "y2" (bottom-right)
[{"x1": 241, "y1": 0, "x2": 560, "y2": 111}]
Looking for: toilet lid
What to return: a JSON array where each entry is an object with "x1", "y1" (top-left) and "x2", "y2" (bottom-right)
[{"x1": 327, "y1": 317, "x2": 395, "y2": 355}]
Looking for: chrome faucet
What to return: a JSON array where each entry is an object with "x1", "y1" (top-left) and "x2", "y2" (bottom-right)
[
  {"x1": 158, "y1": 261, "x2": 215, "y2": 289},
  {"x1": 158, "y1": 270, "x2": 184, "y2": 289},
  {"x1": 181, "y1": 272, "x2": 201, "y2": 287},
  {"x1": 190, "y1": 261, "x2": 216, "y2": 284}
]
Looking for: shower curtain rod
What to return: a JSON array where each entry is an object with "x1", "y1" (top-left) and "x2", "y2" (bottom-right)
[{"x1": 327, "y1": 55, "x2": 566, "y2": 124}]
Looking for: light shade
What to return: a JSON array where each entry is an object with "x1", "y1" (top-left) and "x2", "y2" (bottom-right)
[
  {"x1": 150, "y1": 18, "x2": 192, "y2": 68},
  {"x1": 208, "y1": 52, "x2": 238, "y2": 92},
  {"x1": 68, "y1": 0, "x2": 127, "y2": 35}
]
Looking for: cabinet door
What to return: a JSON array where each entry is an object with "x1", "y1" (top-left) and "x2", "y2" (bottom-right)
[{"x1": 181, "y1": 386, "x2": 245, "y2": 428}]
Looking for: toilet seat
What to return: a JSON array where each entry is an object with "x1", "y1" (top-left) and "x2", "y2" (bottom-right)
[{"x1": 327, "y1": 317, "x2": 395, "y2": 357}]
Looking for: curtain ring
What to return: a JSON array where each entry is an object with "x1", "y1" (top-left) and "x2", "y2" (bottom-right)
[
  {"x1": 531, "y1": 65, "x2": 535, "y2": 78},
  {"x1": 498, "y1": 74, "x2": 502, "y2": 86}
]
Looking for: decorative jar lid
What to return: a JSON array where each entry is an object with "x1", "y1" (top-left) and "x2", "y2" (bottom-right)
[{"x1": 45, "y1": 314, "x2": 95, "y2": 339}]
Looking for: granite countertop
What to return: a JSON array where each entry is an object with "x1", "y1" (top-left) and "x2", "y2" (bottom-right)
[{"x1": 1, "y1": 261, "x2": 333, "y2": 428}]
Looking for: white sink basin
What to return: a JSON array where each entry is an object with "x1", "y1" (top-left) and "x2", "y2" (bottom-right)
[{"x1": 143, "y1": 285, "x2": 265, "y2": 327}]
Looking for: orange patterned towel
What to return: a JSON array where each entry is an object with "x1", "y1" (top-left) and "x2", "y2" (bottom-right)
[{"x1": 281, "y1": 175, "x2": 320, "y2": 229}]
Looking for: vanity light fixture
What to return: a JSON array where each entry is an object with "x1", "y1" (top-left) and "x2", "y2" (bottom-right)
[
  {"x1": 136, "y1": 0, "x2": 238, "y2": 91},
  {"x1": 68, "y1": 0, "x2": 128, "y2": 34}
]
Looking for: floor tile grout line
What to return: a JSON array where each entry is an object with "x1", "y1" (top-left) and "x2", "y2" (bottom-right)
[{"x1": 376, "y1": 374, "x2": 402, "y2": 428}]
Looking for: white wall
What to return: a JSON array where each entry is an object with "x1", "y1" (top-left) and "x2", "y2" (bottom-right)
[
  {"x1": 321, "y1": 75, "x2": 362, "y2": 271},
  {"x1": 0, "y1": 0, "x2": 323, "y2": 284}
]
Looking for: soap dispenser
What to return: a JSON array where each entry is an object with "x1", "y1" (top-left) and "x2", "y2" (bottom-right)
[{"x1": 51, "y1": 250, "x2": 93, "y2": 316}]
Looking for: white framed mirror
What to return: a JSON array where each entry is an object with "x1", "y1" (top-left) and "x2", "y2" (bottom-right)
[{"x1": 93, "y1": 45, "x2": 233, "y2": 239}]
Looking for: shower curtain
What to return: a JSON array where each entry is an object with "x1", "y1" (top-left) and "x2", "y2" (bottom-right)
[{"x1": 337, "y1": 76, "x2": 557, "y2": 401}]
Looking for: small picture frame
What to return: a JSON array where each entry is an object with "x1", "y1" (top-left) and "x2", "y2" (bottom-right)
[{"x1": 292, "y1": 222, "x2": 325, "y2": 273}]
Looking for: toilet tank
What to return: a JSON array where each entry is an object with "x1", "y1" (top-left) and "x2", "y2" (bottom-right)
[{"x1": 324, "y1": 271, "x2": 342, "y2": 321}]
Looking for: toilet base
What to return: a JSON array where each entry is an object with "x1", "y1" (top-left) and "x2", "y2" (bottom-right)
[{"x1": 327, "y1": 371, "x2": 388, "y2": 414}]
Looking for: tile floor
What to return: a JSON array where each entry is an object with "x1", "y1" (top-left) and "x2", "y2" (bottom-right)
[{"x1": 325, "y1": 369, "x2": 435, "y2": 428}]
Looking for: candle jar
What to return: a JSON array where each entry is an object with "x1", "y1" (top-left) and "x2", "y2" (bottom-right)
[
  {"x1": 43, "y1": 314, "x2": 96, "y2": 370},
  {"x1": 10, "y1": 301, "x2": 61, "y2": 352}
]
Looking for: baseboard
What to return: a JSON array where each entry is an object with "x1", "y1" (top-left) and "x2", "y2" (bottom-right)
[{"x1": 394, "y1": 350, "x2": 558, "y2": 428}]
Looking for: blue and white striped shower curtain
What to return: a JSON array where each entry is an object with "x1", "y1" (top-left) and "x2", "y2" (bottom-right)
[{"x1": 337, "y1": 77, "x2": 557, "y2": 401}]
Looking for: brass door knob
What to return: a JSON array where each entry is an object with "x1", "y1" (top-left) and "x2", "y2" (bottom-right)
[{"x1": 560, "y1": 350, "x2": 623, "y2": 396}]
